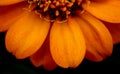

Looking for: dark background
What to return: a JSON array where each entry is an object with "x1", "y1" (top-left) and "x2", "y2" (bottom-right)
[{"x1": 0, "y1": 32, "x2": 120, "y2": 74}]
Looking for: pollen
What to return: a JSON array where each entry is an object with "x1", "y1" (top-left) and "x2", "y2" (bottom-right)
[{"x1": 27, "y1": 0, "x2": 89, "y2": 21}]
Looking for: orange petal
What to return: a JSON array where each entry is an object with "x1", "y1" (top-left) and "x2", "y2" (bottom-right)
[
  {"x1": 30, "y1": 36, "x2": 57, "y2": 71},
  {"x1": 29, "y1": 46, "x2": 44, "y2": 67},
  {"x1": 0, "y1": 2, "x2": 28, "y2": 32},
  {"x1": 50, "y1": 17, "x2": 86, "y2": 68},
  {"x1": 42, "y1": 36, "x2": 57, "y2": 71},
  {"x1": 43, "y1": 45, "x2": 57, "y2": 71},
  {"x1": 43, "y1": 53, "x2": 57, "y2": 71},
  {"x1": 104, "y1": 22, "x2": 120, "y2": 44},
  {"x1": 82, "y1": 0, "x2": 120, "y2": 23},
  {"x1": 75, "y1": 12, "x2": 113, "y2": 61},
  {"x1": 0, "y1": 0, "x2": 24, "y2": 5},
  {"x1": 5, "y1": 12, "x2": 50, "y2": 59}
]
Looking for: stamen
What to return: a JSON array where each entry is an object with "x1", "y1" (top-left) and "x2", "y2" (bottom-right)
[
  {"x1": 44, "y1": 17, "x2": 55, "y2": 22},
  {"x1": 58, "y1": 19, "x2": 68, "y2": 23},
  {"x1": 27, "y1": 0, "x2": 90, "y2": 22},
  {"x1": 55, "y1": 10, "x2": 59, "y2": 16},
  {"x1": 61, "y1": 7, "x2": 67, "y2": 12},
  {"x1": 34, "y1": 10, "x2": 41, "y2": 15},
  {"x1": 55, "y1": 1, "x2": 59, "y2": 6},
  {"x1": 80, "y1": 0, "x2": 90, "y2": 14}
]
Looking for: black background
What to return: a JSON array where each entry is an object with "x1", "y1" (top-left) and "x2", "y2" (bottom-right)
[{"x1": 0, "y1": 32, "x2": 120, "y2": 74}]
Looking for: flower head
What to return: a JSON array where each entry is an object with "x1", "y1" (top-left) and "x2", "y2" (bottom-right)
[{"x1": 0, "y1": 0, "x2": 120, "y2": 70}]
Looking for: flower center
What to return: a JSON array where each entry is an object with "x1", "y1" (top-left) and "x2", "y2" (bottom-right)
[{"x1": 27, "y1": 0, "x2": 89, "y2": 21}]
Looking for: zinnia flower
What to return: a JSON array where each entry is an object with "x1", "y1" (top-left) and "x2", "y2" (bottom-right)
[{"x1": 0, "y1": 0, "x2": 120, "y2": 70}]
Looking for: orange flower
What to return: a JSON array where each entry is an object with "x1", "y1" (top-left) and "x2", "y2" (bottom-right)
[{"x1": 0, "y1": 0, "x2": 120, "y2": 70}]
